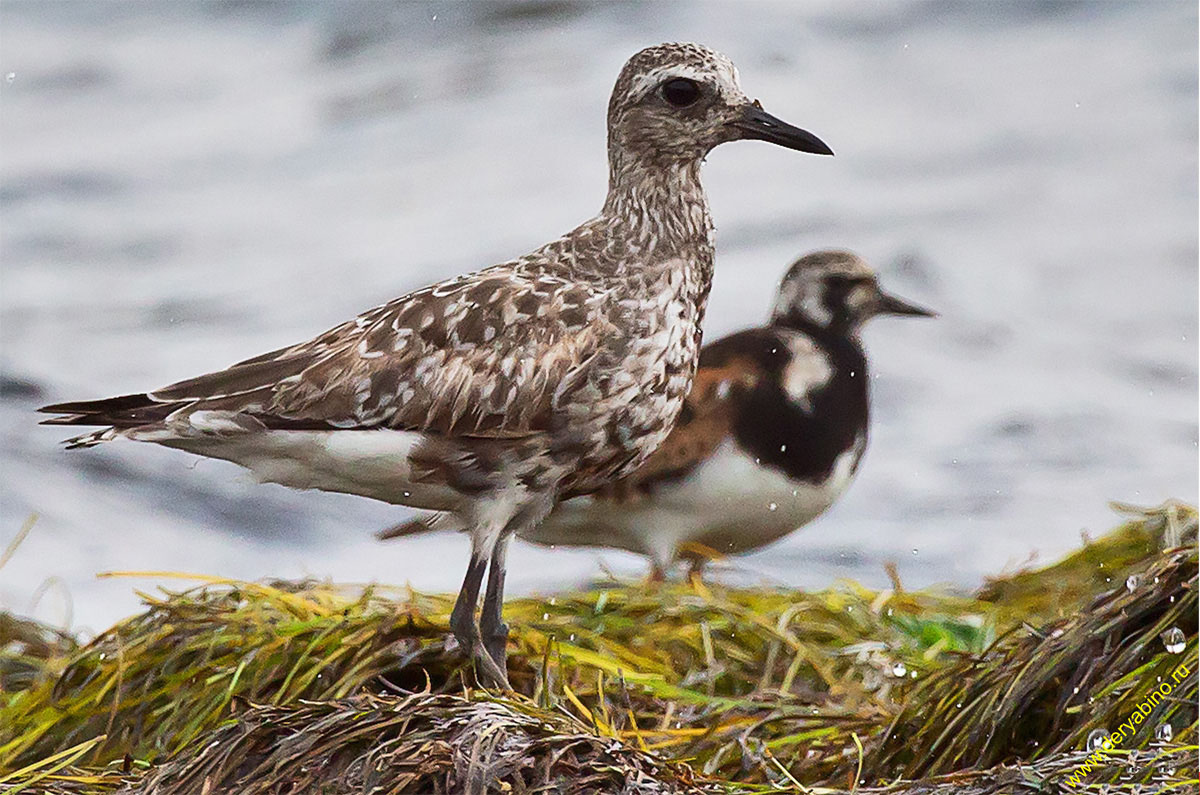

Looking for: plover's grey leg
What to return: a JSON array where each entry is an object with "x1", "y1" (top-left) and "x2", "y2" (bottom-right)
[
  {"x1": 451, "y1": 553, "x2": 508, "y2": 688},
  {"x1": 479, "y1": 534, "x2": 510, "y2": 678},
  {"x1": 450, "y1": 521, "x2": 512, "y2": 690},
  {"x1": 449, "y1": 553, "x2": 487, "y2": 654}
]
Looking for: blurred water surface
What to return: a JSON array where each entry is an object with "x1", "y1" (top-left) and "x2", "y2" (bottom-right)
[{"x1": 1, "y1": 1, "x2": 1196, "y2": 632}]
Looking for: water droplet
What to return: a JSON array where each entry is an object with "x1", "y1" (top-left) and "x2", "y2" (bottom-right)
[
  {"x1": 1155, "y1": 723, "x2": 1173, "y2": 743},
  {"x1": 1073, "y1": 686, "x2": 1080, "y2": 694},
  {"x1": 4, "y1": 72, "x2": 14, "y2": 84},
  {"x1": 548, "y1": 597, "x2": 556, "y2": 605},
  {"x1": 1126, "y1": 574, "x2": 1140, "y2": 592},
  {"x1": 911, "y1": 548, "x2": 918, "y2": 556},
  {"x1": 885, "y1": 607, "x2": 893, "y2": 616},
  {"x1": 779, "y1": 444, "x2": 787, "y2": 452},
  {"x1": 891, "y1": 661, "x2": 907, "y2": 677},
  {"x1": 1087, "y1": 729, "x2": 1112, "y2": 751},
  {"x1": 568, "y1": 633, "x2": 576, "y2": 641},
  {"x1": 1162, "y1": 627, "x2": 1185, "y2": 654},
  {"x1": 909, "y1": 669, "x2": 918, "y2": 679},
  {"x1": 767, "y1": 502, "x2": 778, "y2": 512},
  {"x1": 955, "y1": 702, "x2": 963, "y2": 709},
  {"x1": 541, "y1": 612, "x2": 549, "y2": 620}
]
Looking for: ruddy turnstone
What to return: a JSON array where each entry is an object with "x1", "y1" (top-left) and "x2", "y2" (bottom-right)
[
  {"x1": 39, "y1": 43, "x2": 832, "y2": 687},
  {"x1": 384, "y1": 251, "x2": 933, "y2": 579}
]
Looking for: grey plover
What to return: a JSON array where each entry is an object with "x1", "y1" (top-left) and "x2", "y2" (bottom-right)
[
  {"x1": 384, "y1": 251, "x2": 933, "y2": 579},
  {"x1": 40, "y1": 43, "x2": 832, "y2": 687}
]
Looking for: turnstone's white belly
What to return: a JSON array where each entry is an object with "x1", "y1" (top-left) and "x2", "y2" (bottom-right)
[{"x1": 522, "y1": 436, "x2": 864, "y2": 568}]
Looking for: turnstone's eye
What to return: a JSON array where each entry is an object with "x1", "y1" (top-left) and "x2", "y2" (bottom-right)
[{"x1": 661, "y1": 78, "x2": 702, "y2": 107}]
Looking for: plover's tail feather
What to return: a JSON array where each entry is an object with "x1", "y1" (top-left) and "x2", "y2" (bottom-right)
[
  {"x1": 377, "y1": 511, "x2": 464, "y2": 540},
  {"x1": 39, "y1": 392, "x2": 183, "y2": 428}
]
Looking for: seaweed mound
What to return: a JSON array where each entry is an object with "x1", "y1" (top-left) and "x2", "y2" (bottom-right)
[{"x1": 1, "y1": 501, "x2": 1195, "y2": 794}]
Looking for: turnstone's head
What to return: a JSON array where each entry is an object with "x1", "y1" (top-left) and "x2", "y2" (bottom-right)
[
  {"x1": 771, "y1": 250, "x2": 936, "y2": 334},
  {"x1": 606, "y1": 43, "x2": 832, "y2": 172}
]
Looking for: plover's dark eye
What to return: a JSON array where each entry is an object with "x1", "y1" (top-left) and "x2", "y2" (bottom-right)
[{"x1": 661, "y1": 78, "x2": 702, "y2": 108}]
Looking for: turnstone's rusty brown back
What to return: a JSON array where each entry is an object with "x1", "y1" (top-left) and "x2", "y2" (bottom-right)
[{"x1": 40, "y1": 43, "x2": 832, "y2": 687}]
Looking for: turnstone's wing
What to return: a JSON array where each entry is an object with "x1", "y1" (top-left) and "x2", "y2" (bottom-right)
[
  {"x1": 590, "y1": 324, "x2": 836, "y2": 501},
  {"x1": 41, "y1": 269, "x2": 605, "y2": 440},
  {"x1": 589, "y1": 333, "x2": 761, "y2": 500}
]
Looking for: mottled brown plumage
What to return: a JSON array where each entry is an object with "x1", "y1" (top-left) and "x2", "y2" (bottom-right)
[{"x1": 40, "y1": 43, "x2": 833, "y2": 687}]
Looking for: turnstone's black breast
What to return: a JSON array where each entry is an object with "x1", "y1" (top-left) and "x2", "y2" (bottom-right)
[{"x1": 39, "y1": 44, "x2": 834, "y2": 686}]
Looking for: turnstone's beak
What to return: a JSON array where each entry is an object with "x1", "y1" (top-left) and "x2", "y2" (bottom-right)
[
  {"x1": 730, "y1": 102, "x2": 834, "y2": 156},
  {"x1": 876, "y1": 289, "x2": 937, "y2": 319}
]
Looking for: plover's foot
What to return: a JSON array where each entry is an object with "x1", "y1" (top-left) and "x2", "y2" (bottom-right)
[
  {"x1": 481, "y1": 623, "x2": 509, "y2": 677},
  {"x1": 472, "y1": 642, "x2": 511, "y2": 691}
]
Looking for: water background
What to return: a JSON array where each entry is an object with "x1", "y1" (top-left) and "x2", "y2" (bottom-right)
[{"x1": 2, "y1": 0, "x2": 1196, "y2": 634}]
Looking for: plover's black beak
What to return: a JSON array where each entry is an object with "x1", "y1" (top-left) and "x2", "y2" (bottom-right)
[
  {"x1": 730, "y1": 102, "x2": 833, "y2": 156},
  {"x1": 876, "y1": 290, "x2": 937, "y2": 318}
]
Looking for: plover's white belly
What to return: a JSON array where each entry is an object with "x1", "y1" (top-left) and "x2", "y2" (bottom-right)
[
  {"x1": 156, "y1": 425, "x2": 463, "y2": 511},
  {"x1": 521, "y1": 438, "x2": 863, "y2": 567}
]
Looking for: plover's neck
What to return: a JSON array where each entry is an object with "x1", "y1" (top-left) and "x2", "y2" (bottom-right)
[{"x1": 602, "y1": 157, "x2": 713, "y2": 254}]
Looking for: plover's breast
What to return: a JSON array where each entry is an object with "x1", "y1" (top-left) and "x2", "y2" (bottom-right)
[{"x1": 558, "y1": 254, "x2": 712, "y2": 493}]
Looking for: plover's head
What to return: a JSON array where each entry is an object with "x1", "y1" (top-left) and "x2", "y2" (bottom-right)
[
  {"x1": 771, "y1": 250, "x2": 936, "y2": 334},
  {"x1": 606, "y1": 43, "x2": 832, "y2": 173}
]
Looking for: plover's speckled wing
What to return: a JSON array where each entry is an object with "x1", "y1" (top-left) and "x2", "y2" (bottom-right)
[{"x1": 43, "y1": 268, "x2": 605, "y2": 440}]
